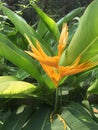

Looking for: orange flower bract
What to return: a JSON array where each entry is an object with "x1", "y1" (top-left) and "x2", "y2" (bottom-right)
[{"x1": 25, "y1": 24, "x2": 97, "y2": 87}]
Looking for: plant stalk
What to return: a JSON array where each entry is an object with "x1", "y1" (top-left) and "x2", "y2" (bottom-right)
[{"x1": 54, "y1": 88, "x2": 59, "y2": 112}]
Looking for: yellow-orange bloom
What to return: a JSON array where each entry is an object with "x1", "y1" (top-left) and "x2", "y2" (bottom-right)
[{"x1": 25, "y1": 24, "x2": 97, "y2": 87}]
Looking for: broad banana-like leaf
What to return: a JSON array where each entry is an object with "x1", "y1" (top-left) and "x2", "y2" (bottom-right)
[
  {"x1": 59, "y1": 103, "x2": 98, "y2": 130},
  {"x1": 1, "y1": 6, "x2": 50, "y2": 55},
  {"x1": 0, "y1": 76, "x2": 19, "y2": 83},
  {"x1": 23, "y1": 103, "x2": 98, "y2": 130},
  {"x1": 0, "y1": 80, "x2": 42, "y2": 98},
  {"x1": 31, "y1": 4, "x2": 60, "y2": 41},
  {"x1": 1, "y1": 105, "x2": 33, "y2": 130},
  {"x1": 59, "y1": 0, "x2": 98, "y2": 66},
  {"x1": 23, "y1": 105, "x2": 51, "y2": 130},
  {"x1": 1, "y1": 102, "x2": 98, "y2": 129},
  {"x1": 87, "y1": 79, "x2": 98, "y2": 94}
]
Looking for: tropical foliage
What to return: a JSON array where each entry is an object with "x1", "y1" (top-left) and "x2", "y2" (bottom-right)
[{"x1": 0, "y1": 0, "x2": 98, "y2": 129}]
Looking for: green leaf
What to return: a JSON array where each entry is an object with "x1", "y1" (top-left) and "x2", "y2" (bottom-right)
[
  {"x1": 51, "y1": 102, "x2": 98, "y2": 130},
  {"x1": 23, "y1": 105, "x2": 51, "y2": 130},
  {"x1": 59, "y1": 0, "x2": 98, "y2": 66},
  {"x1": 1, "y1": 6, "x2": 36, "y2": 45},
  {"x1": 0, "y1": 80, "x2": 42, "y2": 98},
  {"x1": 36, "y1": 20, "x2": 52, "y2": 54},
  {"x1": 31, "y1": 4, "x2": 60, "y2": 41},
  {"x1": 60, "y1": 103, "x2": 98, "y2": 130},
  {"x1": 87, "y1": 79, "x2": 98, "y2": 94},
  {"x1": 57, "y1": 7, "x2": 84, "y2": 27},
  {"x1": 0, "y1": 34, "x2": 55, "y2": 90},
  {"x1": 37, "y1": 19, "x2": 48, "y2": 38},
  {"x1": 78, "y1": 37, "x2": 98, "y2": 63},
  {"x1": 0, "y1": 33, "x2": 42, "y2": 82},
  {"x1": 14, "y1": 68, "x2": 30, "y2": 80},
  {"x1": 1, "y1": 6, "x2": 50, "y2": 55},
  {"x1": 43, "y1": 7, "x2": 84, "y2": 55},
  {"x1": 0, "y1": 76, "x2": 19, "y2": 83},
  {"x1": 1, "y1": 105, "x2": 32, "y2": 130},
  {"x1": 75, "y1": 70, "x2": 92, "y2": 85},
  {"x1": 51, "y1": 116, "x2": 66, "y2": 130}
]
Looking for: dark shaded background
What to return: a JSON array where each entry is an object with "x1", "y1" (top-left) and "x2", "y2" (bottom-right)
[{"x1": 4, "y1": 0, "x2": 93, "y2": 23}]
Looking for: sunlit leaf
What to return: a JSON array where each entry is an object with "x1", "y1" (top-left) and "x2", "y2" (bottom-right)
[
  {"x1": 59, "y1": 0, "x2": 98, "y2": 66},
  {"x1": 0, "y1": 76, "x2": 19, "y2": 83},
  {"x1": 31, "y1": 4, "x2": 60, "y2": 41},
  {"x1": 87, "y1": 79, "x2": 98, "y2": 94},
  {"x1": 0, "y1": 80, "x2": 42, "y2": 98},
  {"x1": 43, "y1": 7, "x2": 84, "y2": 54}
]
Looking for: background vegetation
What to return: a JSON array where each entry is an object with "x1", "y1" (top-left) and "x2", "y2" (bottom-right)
[
  {"x1": 3, "y1": 0, "x2": 93, "y2": 23},
  {"x1": 0, "y1": 0, "x2": 98, "y2": 130}
]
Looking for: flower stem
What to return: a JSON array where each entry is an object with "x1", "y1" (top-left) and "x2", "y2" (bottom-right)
[
  {"x1": 54, "y1": 88, "x2": 59, "y2": 112},
  {"x1": 50, "y1": 88, "x2": 59, "y2": 122},
  {"x1": 59, "y1": 87, "x2": 62, "y2": 108}
]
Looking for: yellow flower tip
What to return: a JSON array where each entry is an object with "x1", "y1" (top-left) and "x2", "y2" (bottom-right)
[
  {"x1": 25, "y1": 25, "x2": 95, "y2": 87},
  {"x1": 26, "y1": 39, "x2": 59, "y2": 67},
  {"x1": 24, "y1": 34, "x2": 34, "y2": 49},
  {"x1": 59, "y1": 60, "x2": 98, "y2": 78},
  {"x1": 33, "y1": 55, "x2": 59, "y2": 67},
  {"x1": 24, "y1": 34, "x2": 61, "y2": 87},
  {"x1": 51, "y1": 74, "x2": 60, "y2": 87},
  {"x1": 70, "y1": 55, "x2": 81, "y2": 68},
  {"x1": 59, "y1": 23, "x2": 68, "y2": 44},
  {"x1": 58, "y1": 23, "x2": 68, "y2": 57},
  {"x1": 41, "y1": 63, "x2": 60, "y2": 86},
  {"x1": 78, "y1": 61, "x2": 98, "y2": 71},
  {"x1": 36, "y1": 40, "x2": 48, "y2": 57}
]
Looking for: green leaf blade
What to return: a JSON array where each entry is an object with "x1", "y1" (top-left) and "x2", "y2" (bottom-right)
[
  {"x1": 87, "y1": 79, "x2": 98, "y2": 94},
  {"x1": 32, "y1": 4, "x2": 60, "y2": 41},
  {"x1": 23, "y1": 105, "x2": 51, "y2": 130},
  {"x1": 1, "y1": 106, "x2": 32, "y2": 130},
  {"x1": 1, "y1": 6, "x2": 50, "y2": 55},
  {"x1": 57, "y1": 7, "x2": 84, "y2": 27},
  {"x1": 0, "y1": 76, "x2": 19, "y2": 83},
  {"x1": 0, "y1": 33, "x2": 42, "y2": 82},
  {"x1": 0, "y1": 80, "x2": 42, "y2": 98},
  {"x1": 61, "y1": 103, "x2": 98, "y2": 130},
  {"x1": 60, "y1": 0, "x2": 98, "y2": 66},
  {"x1": 1, "y1": 6, "x2": 36, "y2": 45}
]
